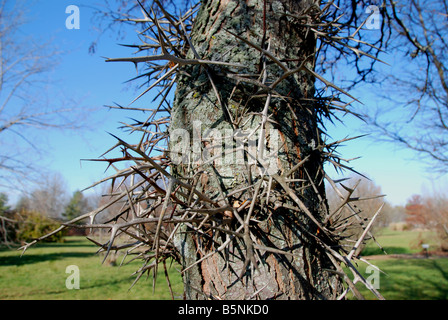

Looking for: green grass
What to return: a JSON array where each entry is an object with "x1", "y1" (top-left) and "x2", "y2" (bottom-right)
[
  {"x1": 347, "y1": 258, "x2": 448, "y2": 300},
  {"x1": 0, "y1": 237, "x2": 183, "y2": 300},
  {"x1": 361, "y1": 228, "x2": 439, "y2": 256},
  {"x1": 343, "y1": 228, "x2": 448, "y2": 300},
  {"x1": 1, "y1": 230, "x2": 447, "y2": 300}
]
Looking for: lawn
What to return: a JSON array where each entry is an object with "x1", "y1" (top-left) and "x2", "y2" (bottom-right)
[
  {"x1": 1, "y1": 230, "x2": 447, "y2": 300},
  {"x1": 0, "y1": 237, "x2": 183, "y2": 300},
  {"x1": 346, "y1": 228, "x2": 448, "y2": 300},
  {"x1": 348, "y1": 258, "x2": 448, "y2": 300},
  {"x1": 361, "y1": 228, "x2": 439, "y2": 256}
]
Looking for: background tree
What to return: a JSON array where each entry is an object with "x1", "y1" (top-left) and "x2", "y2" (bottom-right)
[
  {"x1": 423, "y1": 194, "x2": 448, "y2": 250},
  {"x1": 0, "y1": 0, "x2": 90, "y2": 190},
  {"x1": 0, "y1": 189, "x2": 65, "y2": 246},
  {"x1": 326, "y1": 175, "x2": 391, "y2": 246},
  {"x1": 0, "y1": 193, "x2": 8, "y2": 214},
  {"x1": 63, "y1": 190, "x2": 92, "y2": 222},
  {"x1": 16, "y1": 173, "x2": 69, "y2": 220},
  {"x1": 401, "y1": 191, "x2": 448, "y2": 251},
  {"x1": 363, "y1": 0, "x2": 448, "y2": 172},
  {"x1": 0, "y1": 192, "x2": 14, "y2": 245},
  {"x1": 405, "y1": 194, "x2": 427, "y2": 228}
]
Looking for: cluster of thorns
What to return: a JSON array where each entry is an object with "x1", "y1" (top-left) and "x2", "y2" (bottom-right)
[{"x1": 21, "y1": 0, "x2": 387, "y2": 300}]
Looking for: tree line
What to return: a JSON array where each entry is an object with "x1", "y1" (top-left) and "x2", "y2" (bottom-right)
[
  {"x1": 0, "y1": 173, "x2": 116, "y2": 246},
  {"x1": 2, "y1": 168, "x2": 446, "y2": 254}
]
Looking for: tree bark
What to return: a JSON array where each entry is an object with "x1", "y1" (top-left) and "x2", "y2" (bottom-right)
[{"x1": 170, "y1": 0, "x2": 342, "y2": 300}]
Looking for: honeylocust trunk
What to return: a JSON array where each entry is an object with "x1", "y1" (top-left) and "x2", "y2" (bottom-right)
[{"x1": 170, "y1": 0, "x2": 342, "y2": 300}]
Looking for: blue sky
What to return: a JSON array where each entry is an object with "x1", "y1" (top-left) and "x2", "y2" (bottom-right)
[{"x1": 4, "y1": 0, "x2": 446, "y2": 207}]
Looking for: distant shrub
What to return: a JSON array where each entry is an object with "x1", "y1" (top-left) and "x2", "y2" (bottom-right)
[
  {"x1": 435, "y1": 230, "x2": 448, "y2": 252},
  {"x1": 389, "y1": 222, "x2": 411, "y2": 231},
  {"x1": 15, "y1": 210, "x2": 65, "y2": 243}
]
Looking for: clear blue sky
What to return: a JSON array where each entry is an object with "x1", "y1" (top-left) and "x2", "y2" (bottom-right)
[{"x1": 4, "y1": 0, "x2": 446, "y2": 207}]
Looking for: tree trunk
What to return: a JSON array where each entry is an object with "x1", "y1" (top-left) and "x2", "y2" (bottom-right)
[{"x1": 170, "y1": 0, "x2": 342, "y2": 300}]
